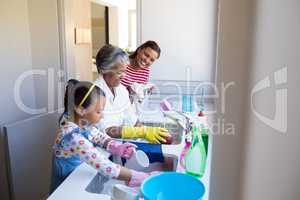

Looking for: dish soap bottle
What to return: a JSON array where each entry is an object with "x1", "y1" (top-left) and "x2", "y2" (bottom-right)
[{"x1": 184, "y1": 125, "x2": 207, "y2": 178}]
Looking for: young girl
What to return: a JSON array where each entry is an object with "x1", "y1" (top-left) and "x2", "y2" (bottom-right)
[
  {"x1": 51, "y1": 79, "x2": 156, "y2": 192},
  {"x1": 121, "y1": 41, "x2": 161, "y2": 94}
]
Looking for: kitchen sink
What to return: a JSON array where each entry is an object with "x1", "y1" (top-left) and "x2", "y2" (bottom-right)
[
  {"x1": 142, "y1": 121, "x2": 184, "y2": 145},
  {"x1": 85, "y1": 117, "x2": 185, "y2": 195},
  {"x1": 85, "y1": 155, "x2": 179, "y2": 195}
]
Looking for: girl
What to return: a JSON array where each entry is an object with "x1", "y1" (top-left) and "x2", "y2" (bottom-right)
[{"x1": 51, "y1": 79, "x2": 156, "y2": 192}]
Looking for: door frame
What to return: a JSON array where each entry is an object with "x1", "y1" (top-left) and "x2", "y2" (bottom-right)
[{"x1": 56, "y1": 0, "x2": 76, "y2": 81}]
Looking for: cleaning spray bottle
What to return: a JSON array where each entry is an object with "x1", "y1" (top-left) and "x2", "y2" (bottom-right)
[
  {"x1": 184, "y1": 125, "x2": 207, "y2": 178},
  {"x1": 177, "y1": 131, "x2": 192, "y2": 172},
  {"x1": 196, "y1": 111, "x2": 209, "y2": 156}
]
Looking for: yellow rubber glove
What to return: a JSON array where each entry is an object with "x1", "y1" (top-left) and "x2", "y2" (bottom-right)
[{"x1": 121, "y1": 126, "x2": 171, "y2": 144}]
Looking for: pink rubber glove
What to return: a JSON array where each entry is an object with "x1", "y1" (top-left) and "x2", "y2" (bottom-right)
[
  {"x1": 126, "y1": 170, "x2": 160, "y2": 187},
  {"x1": 107, "y1": 140, "x2": 137, "y2": 159}
]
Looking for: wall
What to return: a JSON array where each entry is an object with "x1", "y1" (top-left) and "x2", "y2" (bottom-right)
[
  {"x1": 73, "y1": 0, "x2": 93, "y2": 81},
  {"x1": 91, "y1": 3, "x2": 106, "y2": 57},
  {"x1": 0, "y1": 1, "x2": 37, "y2": 199},
  {"x1": 127, "y1": 0, "x2": 137, "y2": 50},
  {"x1": 27, "y1": 0, "x2": 61, "y2": 114},
  {"x1": 92, "y1": 0, "x2": 121, "y2": 7},
  {"x1": 62, "y1": 0, "x2": 93, "y2": 81},
  {"x1": 91, "y1": 0, "x2": 134, "y2": 50},
  {"x1": 212, "y1": 0, "x2": 300, "y2": 200},
  {"x1": 0, "y1": 0, "x2": 37, "y2": 125},
  {"x1": 108, "y1": 2, "x2": 129, "y2": 48},
  {"x1": 140, "y1": 0, "x2": 217, "y2": 81},
  {"x1": 0, "y1": 0, "x2": 61, "y2": 199},
  {"x1": 240, "y1": 0, "x2": 300, "y2": 199},
  {"x1": 209, "y1": 0, "x2": 252, "y2": 199}
]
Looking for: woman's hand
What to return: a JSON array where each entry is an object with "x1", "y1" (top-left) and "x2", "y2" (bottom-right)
[
  {"x1": 143, "y1": 127, "x2": 170, "y2": 143},
  {"x1": 128, "y1": 86, "x2": 136, "y2": 104},
  {"x1": 147, "y1": 85, "x2": 155, "y2": 95},
  {"x1": 121, "y1": 126, "x2": 171, "y2": 144}
]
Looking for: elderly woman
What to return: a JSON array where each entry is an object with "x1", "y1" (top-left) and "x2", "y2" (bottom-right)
[{"x1": 94, "y1": 44, "x2": 170, "y2": 144}]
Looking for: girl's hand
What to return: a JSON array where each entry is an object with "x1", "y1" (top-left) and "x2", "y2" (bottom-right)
[
  {"x1": 107, "y1": 140, "x2": 137, "y2": 159},
  {"x1": 126, "y1": 170, "x2": 160, "y2": 187}
]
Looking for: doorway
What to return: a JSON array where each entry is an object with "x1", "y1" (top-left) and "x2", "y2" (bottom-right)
[
  {"x1": 90, "y1": 0, "x2": 138, "y2": 79},
  {"x1": 91, "y1": 3, "x2": 109, "y2": 58}
]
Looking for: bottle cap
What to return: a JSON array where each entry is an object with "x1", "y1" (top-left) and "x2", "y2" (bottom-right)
[{"x1": 198, "y1": 111, "x2": 204, "y2": 117}]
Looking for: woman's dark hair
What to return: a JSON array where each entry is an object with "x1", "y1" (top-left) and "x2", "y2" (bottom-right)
[
  {"x1": 62, "y1": 79, "x2": 105, "y2": 116},
  {"x1": 129, "y1": 40, "x2": 161, "y2": 59}
]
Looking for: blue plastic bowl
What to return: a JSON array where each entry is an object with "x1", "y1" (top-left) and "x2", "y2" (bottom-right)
[{"x1": 141, "y1": 172, "x2": 205, "y2": 200}]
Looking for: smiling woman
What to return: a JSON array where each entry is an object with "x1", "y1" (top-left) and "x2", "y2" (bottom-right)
[{"x1": 121, "y1": 41, "x2": 161, "y2": 89}]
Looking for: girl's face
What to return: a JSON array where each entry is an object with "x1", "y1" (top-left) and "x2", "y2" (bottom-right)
[
  {"x1": 83, "y1": 96, "x2": 106, "y2": 125},
  {"x1": 135, "y1": 47, "x2": 159, "y2": 69}
]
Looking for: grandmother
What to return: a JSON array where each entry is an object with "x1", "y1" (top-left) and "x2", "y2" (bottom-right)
[{"x1": 94, "y1": 44, "x2": 170, "y2": 144}]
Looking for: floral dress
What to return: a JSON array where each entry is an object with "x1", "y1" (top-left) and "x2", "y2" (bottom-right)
[{"x1": 51, "y1": 115, "x2": 121, "y2": 191}]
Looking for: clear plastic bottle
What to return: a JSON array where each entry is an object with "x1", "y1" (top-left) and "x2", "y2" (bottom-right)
[
  {"x1": 184, "y1": 125, "x2": 207, "y2": 178},
  {"x1": 178, "y1": 131, "x2": 192, "y2": 171}
]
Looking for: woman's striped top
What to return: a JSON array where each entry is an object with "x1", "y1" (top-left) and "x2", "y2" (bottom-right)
[{"x1": 121, "y1": 65, "x2": 150, "y2": 88}]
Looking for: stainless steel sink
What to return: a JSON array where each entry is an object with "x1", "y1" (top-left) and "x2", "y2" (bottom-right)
[{"x1": 142, "y1": 121, "x2": 184, "y2": 145}]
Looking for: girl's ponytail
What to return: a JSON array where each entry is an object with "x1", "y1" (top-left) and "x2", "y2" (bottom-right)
[
  {"x1": 59, "y1": 79, "x2": 79, "y2": 123},
  {"x1": 64, "y1": 79, "x2": 79, "y2": 115}
]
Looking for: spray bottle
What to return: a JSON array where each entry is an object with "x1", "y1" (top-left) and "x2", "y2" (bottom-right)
[
  {"x1": 177, "y1": 131, "x2": 192, "y2": 172},
  {"x1": 184, "y1": 125, "x2": 207, "y2": 178}
]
